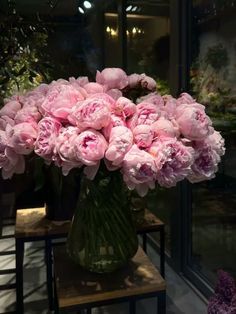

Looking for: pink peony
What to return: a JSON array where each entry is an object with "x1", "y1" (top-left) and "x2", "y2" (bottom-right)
[
  {"x1": 122, "y1": 145, "x2": 157, "y2": 196},
  {"x1": 14, "y1": 106, "x2": 42, "y2": 124},
  {"x1": 206, "y1": 131, "x2": 225, "y2": 157},
  {"x1": 54, "y1": 126, "x2": 82, "y2": 175},
  {"x1": 0, "y1": 100, "x2": 21, "y2": 119},
  {"x1": 6, "y1": 123, "x2": 38, "y2": 155},
  {"x1": 149, "y1": 138, "x2": 194, "y2": 187},
  {"x1": 0, "y1": 116, "x2": 15, "y2": 131},
  {"x1": 114, "y1": 97, "x2": 136, "y2": 119},
  {"x1": 133, "y1": 125, "x2": 154, "y2": 149},
  {"x1": 96, "y1": 68, "x2": 128, "y2": 90},
  {"x1": 72, "y1": 129, "x2": 108, "y2": 166},
  {"x1": 137, "y1": 92, "x2": 164, "y2": 108},
  {"x1": 105, "y1": 126, "x2": 133, "y2": 166},
  {"x1": 127, "y1": 102, "x2": 161, "y2": 130},
  {"x1": 177, "y1": 92, "x2": 195, "y2": 105},
  {"x1": 102, "y1": 114, "x2": 126, "y2": 140},
  {"x1": 106, "y1": 88, "x2": 123, "y2": 100},
  {"x1": 83, "y1": 82, "x2": 106, "y2": 94},
  {"x1": 176, "y1": 103, "x2": 213, "y2": 140},
  {"x1": 69, "y1": 76, "x2": 89, "y2": 88},
  {"x1": 163, "y1": 95, "x2": 177, "y2": 119},
  {"x1": 128, "y1": 73, "x2": 156, "y2": 91},
  {"x1": 68, "y1": 95, "x2": 111, "y2": 130},
  {"x1": 151, "y1": 117, "x2": 179, "y2": 138},
  {"x1": 42, "y1": 83, "x2": 85, "y2": 121},
  {"x1": 35, "y1": 117, "x2": 61, "y2": 161},
  {"x1": 0, "y1": 130, "x2": 25, "y2": 179}
]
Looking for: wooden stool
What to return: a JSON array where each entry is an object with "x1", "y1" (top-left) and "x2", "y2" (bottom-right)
[
  {"x1": 53, "y1": 246, "x2": 166, "y2": 314},
  {"x1": 15, "y1": 207, "x2": 165, "y2": 313}
]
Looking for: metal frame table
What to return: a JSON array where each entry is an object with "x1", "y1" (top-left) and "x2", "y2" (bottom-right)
[
  {"x1": 15, "y1": 207, "x2": 165, "y2": 314},
  {"x1": 53, "y1": 246, "x2": 166, "y2": 314}
]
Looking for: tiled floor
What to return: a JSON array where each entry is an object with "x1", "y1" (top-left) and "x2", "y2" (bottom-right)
[{"x1": 0, "y1": 223, "x2": 207, "y2": 314}]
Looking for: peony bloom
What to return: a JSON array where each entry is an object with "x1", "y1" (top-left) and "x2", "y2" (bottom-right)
[
  {"x1": 42, "y1": 83, "x2": 85, "y2": 121},
  {"x1": 69, "y1": 76, "x2": 89, "y2": 88},
  {"x1": 137, "y1": 92, "x2": 164, "y2": 108},
  {"x1": 187, "y1": 135, "x2": 225, "y2": 183},
  {"x1": 0, "y1": 100, "x2": 21, "y2": 119},
  {"x1": 102, "y1": 114, "x2": 126, "y2": 140},
  {"x1": 0, "y1": 130, "x2": 25, "y2": 179},
  {"x1": 149, "y1": 138, "x2": 194, "y2": 187},
  {"x1": 122, "y1": 145, "x2": 157, "y2": 196},
  {"x1": 96, "y1": 68, "x2": 129, "y2": 90},
  {"x1": 114, "y1": 97, "x2": 136, "y2": 119},
  {"x1": 72, "y1": 129, "x2": 108, "y2": 166},
  {"x1": 128, "y1": 73, "x2": 156, "y2": 91},
  {"x1": 0, "y1": 116, "x2": 15, "y2": 131},
  {"x1": 127, "y1": 102, "x2": 161, "y2": 130},
  {"x1": 176, "y1": 103, "x2": 213, "y2": 140},
  {"x1": 105, "y1": 126, "x2": 133, "y2": 166},
  {"x1": 106, "y1": 88, "x2": 123, "y2": 100},
  {"x1": 54, "y1": 126, "x2": 82, "y2": 175},
  {"x1": 35, "y1": 117, "x2": 62, "y2": 161},
  {"x1": 68, "y1": 95, "x2": 111, "y2": 130},
  {"x1": 133, "y1": 125, "x2": 154, "y2": 149},
  {"x1": 177, "y1": 92, "x2": 195, "y2": 105},
  {"x1": 6, "y1": 123, "x2": 38, "y2": 155},
  {"x1": 83, "y1": 82, "x2": 106, "y2": 94},
  {"x1": 151, "y1": 117, "x2": 179, "y2": 138},
  {"x1": 163, "y1": 95, "x2": 177, "y2": 119},
  {"x1": 14, "y1": 105, "x2": 42, "y2": 124}
]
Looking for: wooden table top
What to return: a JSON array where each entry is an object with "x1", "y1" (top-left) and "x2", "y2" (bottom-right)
[
  {"x1": 15, "y1": 207, "x2": 70, "y2": 238},
  {"x1": 15, "y1": 207, "x2": 164, "y2": 239},
  {"x1": 54, "y1": 246, "x2": 166, "y2": 309}
]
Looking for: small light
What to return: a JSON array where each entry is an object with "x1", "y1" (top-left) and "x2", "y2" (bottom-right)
[
  {"x1": 78, "y1": 6, "x2": 85, "y2": 13},
  {"x1": 126, "y1": 5, "x2": 132, "y2": 11},
  {"x1": 83, "y1": 1, "x2": 92, "y2": 9},
  {"x1": 126, "y1": 30, "x2": 129, "y2": 35},
  {"x1": 131, "y1": 6, "x2": 138, "y2": 12},
  {"x1": 106, "y1": 26, "x2": 111, "y2": 33},
  {"x1": 138, "y1": 29, "x2": 141, "y2": 33},
  {"x1": 132, "y1": 27, "x2": 137, "y2": 34}
]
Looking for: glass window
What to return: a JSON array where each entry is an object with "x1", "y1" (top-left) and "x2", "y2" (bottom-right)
[{"x1": 189, "y1": 0, "x2": 236, "y2": 284}]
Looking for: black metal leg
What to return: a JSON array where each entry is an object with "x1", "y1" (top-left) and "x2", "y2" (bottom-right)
[
  {"x1": 54, "y1": 275, "x2": 59, "y2": 314},
  {"x1": 142, "y1": 233, "x2": 147, "y2": 253},
  {"x1": 15, "y1": 238, "x2": 24, "y2": 314},
  {"x1": 45, "y1": 239, "x2": 53, "y2": 310},
  {"x1": 157, "y1": 291, "x2": 166, "y2": 314},
  {"x1": 86, "y1": 308, "x2": 92, "y2": 314},
  {"x1": 129, "y1": 300, "x2": 136, "y2": 314},
  {"x1": 160, "y1": 227, "x2": 165, "y2": 278}
]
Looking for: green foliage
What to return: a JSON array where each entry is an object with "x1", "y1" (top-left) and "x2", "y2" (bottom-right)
[{"x1": 0, "y1": 2, "x2": 53, "y2": 105}]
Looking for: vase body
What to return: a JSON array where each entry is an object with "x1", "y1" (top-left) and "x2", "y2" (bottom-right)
[
  {"x1": 67, "y1": 171, "x2": 138, "y2": 273},
  {"x1": 45, "y1": 166, "x2": 81, "y2": 221}
]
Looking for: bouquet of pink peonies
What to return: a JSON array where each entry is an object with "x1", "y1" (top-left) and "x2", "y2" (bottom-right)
[{"x1": 0, "y1": 67, "x2": 225, "y2": 197}]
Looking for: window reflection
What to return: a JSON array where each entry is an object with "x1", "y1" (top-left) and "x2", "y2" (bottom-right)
[{"x1": 190, "y1": 0, "x2": 236, "y2": 284}]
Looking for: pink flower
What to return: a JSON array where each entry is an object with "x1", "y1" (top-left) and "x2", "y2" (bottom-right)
[
  {"x1": 176, "y1": 103, "x2": 213, "y2": 140},
  {"x1": 133, "y1": 125, "x2": 154, "y2": 148},
  {"x1": 6, "y1": 123, "x2": 38, "y2": 155},
  {"x1": 83, "y1": 82, "x2": 105, "y2": 94},
  {"x1": 102, "y1": 114, "x2": 126, "y2": 140},
  {"x1": 42, "y1": 84, "x2": 85, "y2": 121},
  {"x1": 122, "y1": 145, "x2": 157, "y2": 196},
  {"x1": 163, "y1": 95, "x2": 177, "y2": 119},
  {"x1": 114, "y1": 97, "x2": 136, "y2": 119},
  {"x1": 0, "y1": 100, "x2": 21, "y2": 119},
  {"x1": 0, "y1": 116, "x2": 15, "y2": 131},
  {"x1": 187, "y1": 131, "x2": 225, "y2": 183},
  {"x1": 188, "y1": 144, "x2": 220, "y2": 183},
  {"x1": 105, "y1": 126, "x2": 133, "y2": 166},
  {"x1": 149, "y1": 138, "x2": 194, "y2": 187},
  {"x1": 72, "y1": 129, "x2": 108, "y2": 166},
  {"x1": 106, "y1": 88, "x2": 123, "y2": 100},
  {"x1": 69, "y1": 76, "x2": 89, "y2": 88},
  {"x1": 127, "y1": 102, "x2": 161, "y2": 130},
  {"x1": 35, "y1": 117, "x2": 61, "y2": 161},
  {"x1": 14, "y1": 106, "x2": 42, "y2": 124},
  {"x1": 137, "y1": 92, "x2": 164, "y2": 108},
  {"x1": 151, "y1": 117, "x2": 179, "y2": 138},
  {"x1": 54, "y1": 126, "x2": 82, "y2": 175},
  {"x1": 128, "y1": 73, "x2": 156, "y2": 91},
  {"x1": 68, "y1": 95, "x2": 111, "y2": 130},
  {"x1": 96, "y1": 68, "x2": 128, "y2": 90},
  {"x1": 177, "y1": 92, "x2": 195, "y2": 105},
  {"x1": 0, "y1": 130, "x2": 25, "y2": 179}
]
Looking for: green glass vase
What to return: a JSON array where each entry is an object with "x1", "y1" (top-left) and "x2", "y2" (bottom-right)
[{"x1": 66, "y1": 170, "x2": 138, "y2": 273}]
